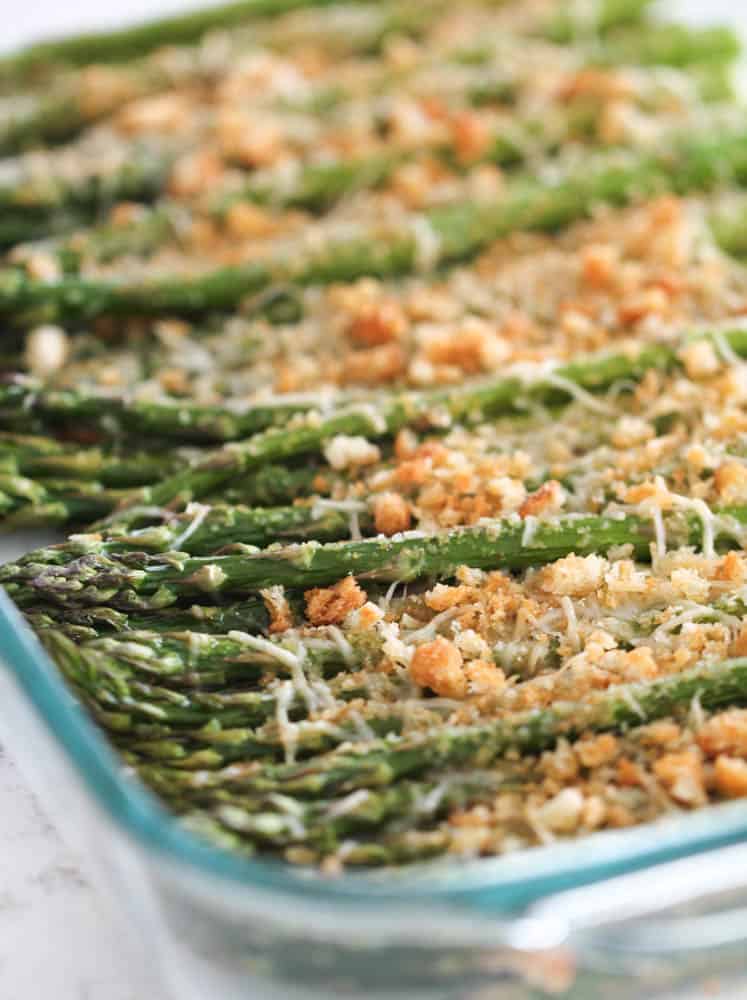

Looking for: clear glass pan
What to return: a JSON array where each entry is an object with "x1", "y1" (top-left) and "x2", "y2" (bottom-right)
[{"x1": 4, "y1": 589, "x2": 747, "y2": 999}]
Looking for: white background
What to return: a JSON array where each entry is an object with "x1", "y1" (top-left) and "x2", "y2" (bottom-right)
[{"x1": 0, "y1": 2, "x2": 745, "y2": 999}]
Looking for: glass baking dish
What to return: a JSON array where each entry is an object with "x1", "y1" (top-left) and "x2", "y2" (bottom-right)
[{"x1": 4, "y1": 589, "x2": 747, "y2": 999}]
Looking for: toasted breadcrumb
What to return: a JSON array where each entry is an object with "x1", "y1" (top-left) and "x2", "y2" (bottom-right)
[
  {"x1": 372, "y1": 492, "x2": 412, "y2": 536},
  {"x1": 409, "y1": 637, "x2": 467, "y2": 699},
  {"x1": 305, "y1": 576, "x2": 366, "y2": 626}
]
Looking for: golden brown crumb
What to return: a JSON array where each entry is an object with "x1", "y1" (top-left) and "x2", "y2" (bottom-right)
[
  {"x1": 619, "y1": 647, "x2": 658, "y2": 682},
  {"x1": 424, "y1": 583, "x2": 471, "y2": 612},
  {"x1": 557, "y1": 68, "x2": 634, "y2": 102},
  {"x1": 354, "y1": 602, "x2": 384, "y2": 630},
  {"x1": 733, "y1": 625, "x2": 747, "y2": 657},
  {"x1": 109, "y1": 202, "x2": 145, "y2": 227},
  {"x1": 449, "y1": 805, "x2": 492, "y2": 828},
  {"x1": 24, "y1": 251, "x2": 60, "y2": 283},
  {"x1": 464, "y1": 659, "x2": 505, "y2": 696},
  {"x1": 540, "y1": 553, "x2": 606, "y2": 598},
  {"x1": 118, "y1": 93, "x2": 190, "y2": 134},
  {"x1": 169, "y1": 150, "x2": 225, "y2": 198},
  {"x1": 715, "y1": 551, "x2": 746, "y2": 584},
  {"x1": 78, "y1": 65, "x2": 137, "y2": 117},
  {"x1": 639, "y1": 720, "x2": 681, "y2": 747},
  {"x1": 423, "y1": 318, "x2": 507, "y2": 374},
  {"x1": 617, "y1": 757, "x2": 645, "y2": 787},
  {"x1": 581, "y1": 244, "x2": 618, "y2": 288},
  {"x1": 617, "y1": 287, "x2": 669, "y2": 327},
  {"x1": 346, "y1": 300, "x2": 408, "y2": 346},
  {"x1": 224, "y1": 202, "x2": 279, "y2": 239},
  {"x1": 575, "y1": 733, "x2": 618, "y2": 768},
  {"x1": 372, "y1": 492, "x2": 411, "y2": 536},
  {"x1": 714, "y1": 461, "x2": 747, "y2": 503},
  {"x1": 449, "y1": 110, "x2": 492, "y2": 164},
  {"x1": 581, "y1": 795, "x2": 607, "y2": 830},
  {"x1": 697, "y1": 709, "x2": 747, "y2": 757},
  {"x1": 342, "y1": 343, "x2": 407, "y2": 385},
  {"x1": 680, "y1": 340, "x2": 721, "y2": 379},
  {"x1": 409, "y1": 637, "x2": 467, "y2": 699},
  {"x1": 159, "y1": 369, "x2": 190, "y2": 395},
  {"x1": 653, "y1": 750, "x2": 706, "y2": 805},
  {"x1": 216, "y1": 110, "x2": 285, "y2": 167},
  {"x1": 713, "y1": 755, "x2": 747, "y2": 798},
  {"x1": 305, "y1": 576, "x2": 366, "y2": 626},
  {"x1": 394, "y1": 428, "x2": 418, "y2": 460}
]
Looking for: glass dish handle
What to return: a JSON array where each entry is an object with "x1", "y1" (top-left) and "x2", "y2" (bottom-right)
[{"x1": 514, "y1": 842, "x2": 747, "y2": 977}]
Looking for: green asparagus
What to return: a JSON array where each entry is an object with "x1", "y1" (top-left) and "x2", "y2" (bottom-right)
[
  {"x1": 4, "y1": 126, "x2": 747, "y2": 326},
  {"x1": 137, "y1": 655, "x2": 747, "y2": 800},
  {"x1": 104, "y1": 327, "x2": 747, "y2": 510},
  {"x1": 10, "y1": 503, "x2": 747, "y2": 609}
]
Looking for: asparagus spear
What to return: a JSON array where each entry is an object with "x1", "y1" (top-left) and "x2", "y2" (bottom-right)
[
  {"x1": 0, "y1": 0, "x2": 653, "y2": 90},
  {"x1": 40, "y1": 627, "x2": 404, "y2": 765},
  {"x1": 0, "y1": 0, "x2": 384, "y2": 85},
  {"x1": 39, "y1": 621, "x2": 383, "y2": 690},
  {"x1": 137, "y1": 655, "x2": 747, "y2": 799},
  {"x1": 178, "y1": 777, "x2": 499, "y2": 854},
  {"x1": 24, "y1": 595, "x2": 286, "y2": 636},
  {"x1": 5, "y1": 125, "x2": 747, "y2": 327},
  {"x1": 592, "y1": 23, "x2": 740, "y2": 68},
  {"x1": 41, "y1": 621, "x2": 379, "y2": 679},
  {"x1": 0, "y1": 501, "x2": 368, "y2": 569},
  {"x1": 0, "y1": 432, "x2": 184, "y2": 488},
  {"x1": 0, "y1": 377, "x2": 347, "y2": 444},
  {"x1": 11, "y1": 503, "x2": 747, "y2": 609},
  {"x1": 221, "y1": 463, "x2": 331, "y2": 508},
  {"x1": 0, "y1": 1, "x2": 444, "y2": 156},
  {"x1": 5, "y1": 21, "x2": 736, "y2": 247},
  {"x1": 0, "y1": 189, "x2": 178, "y2": 258},
  {"x1": 0, "y1": 487, "x2": 130, "y2": 530},
  {"x1": 104, "y1": 327, "x2": 747, "y2": 510},
  {"x1": 4, "y1": 322, "x2": 743, "y2": 531},
  {"x1": 5, "y1": 323, "x2": 746, "y2": 472},
  {"x1": 542, "y1": 0, "x2": 654, "y2": 44},
  {"x1": 0, "y1": 145, "x2": 172, "y2": 233}
]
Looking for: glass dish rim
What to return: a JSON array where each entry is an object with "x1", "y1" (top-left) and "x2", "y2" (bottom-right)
[{"x1": 4, "y1": 588, "x2": 747, "y2": 915}]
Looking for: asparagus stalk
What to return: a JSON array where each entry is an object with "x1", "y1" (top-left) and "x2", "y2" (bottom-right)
[
  {"x1": 220, "y1": 463, "x2": 331, "y2": 508},
  {"x1": 0, "y1": 431, "x2": 184, "y2": 487},
  {"x1": 5, "y1": 323, "x2": 746, "y2": 473},
  {"x1": 138, "y1": 655, "x2": 747, "y2": 799},
  {"x1": 592, "y1": 23, "x2": 740, "y2": 68},
  {"x1": 39, "y1": 622, "x2": 382, "y2": 689},
  {"x1": 4, "y1": 323, "x2": 743, "y2": 532},
  {"x1": 177, "y1": 777, "x2": 499, "y2": 854},
  {"x1": 105, "y1": 327, "x2": 747, "y2": 510},
  {"x1": 41, "y1": 622, "x2": 378, "y2": 682},
  {"x1": 3, "y1": 197, "x2": 193, "y2": 281},
  {"x1": 0, "y1": 377, "x2": 347, "y2": 444},
  {"x1": 0, "y1": 501, "x2": 368, "y2": 568},
  {"x1": 541, "y1": 0, "x2": 654, "y2": 44},
  {"x1": 10, "y1": 503, "x2": 747, "y2": 609},
  {"x1": 0, "y1": 0, "x2": 384, "y2": 85},
  {"x1": 24, "y1": 595, "x2": 287, "y2": 636},
  {"x1": 0, "y1": 0, "x2": 652, "y2": 90},
  {"x1": 0, "y1": 491, "x2": 126, "y2": 530},
  {"x1": 0, "y1": 147, "x2": 173, "y2": 237},
  {"x1": 5, "y1": 21, "x2": 736, "y2": 247},
  {"x1": 5, "y1": 125, "x2": 747, "y2": 327},
  {"x1": 40, "y1": 628, "x2": 403, "y2": 766}
]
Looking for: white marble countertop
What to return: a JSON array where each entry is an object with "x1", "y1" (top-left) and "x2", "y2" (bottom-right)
[{"x1": 2, "y1": 2, "x2": 747, "y2": 998}]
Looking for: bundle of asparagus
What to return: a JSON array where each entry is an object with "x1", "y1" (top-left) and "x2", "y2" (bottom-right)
[{"x1": 5, "y1": 0, "x2": 747, "y2": 872}]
